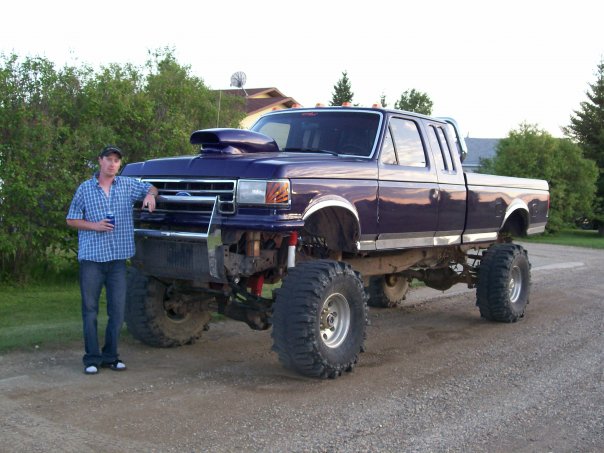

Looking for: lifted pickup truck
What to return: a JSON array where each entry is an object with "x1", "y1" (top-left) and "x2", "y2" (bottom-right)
[{"x1": 121, "y1": 107, "x2": 549, "y2": 378}]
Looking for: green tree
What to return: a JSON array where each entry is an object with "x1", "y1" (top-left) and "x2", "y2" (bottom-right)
[
  {"x1": 563, "y1": 60, "x2": 604, "y2": 216},
  {"x1": 0, "y1": 54, "x2": 93, "y2": 280},
  {"x1": 81, "y1": 62, "x2": 150, "y2": 164},
  {"x1": 479, "y1": 123, "x2": 598, "y2": 232},
  {"x1": 330, "y1": 70, "x2": 354, "y2": 106},
  {"x1": 0, "y1": 50, "x2": 245, "y2": 282},
  {"x1": 394, "y1": 89, "x2": 433, "y2": 115}
]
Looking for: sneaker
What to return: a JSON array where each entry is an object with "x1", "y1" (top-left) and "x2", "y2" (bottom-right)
[
  {"x1": 84, "y1": 365, "x2": 99, "y2": 375},
  {"x1": 102, "y1": 359, "x2": 126, "y2": 371}
]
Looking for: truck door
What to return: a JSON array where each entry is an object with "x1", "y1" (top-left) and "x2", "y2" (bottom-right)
[
  {"x1": 424, "y1": 122, "x2": 466, "y2": 245},
  {"x1": 376, "y1": 116, "x2": 439, "y2": 250}
]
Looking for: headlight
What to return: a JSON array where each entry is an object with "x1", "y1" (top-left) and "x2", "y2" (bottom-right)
[{"x1": 237, "y1": 179, "x2": 290, "y2": 206}]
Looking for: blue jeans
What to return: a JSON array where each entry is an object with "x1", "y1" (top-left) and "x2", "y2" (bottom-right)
[{"x1": 79, "y1": 260, "x2": 127, "y2": 366}]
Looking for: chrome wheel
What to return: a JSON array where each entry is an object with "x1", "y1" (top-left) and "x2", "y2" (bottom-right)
[
  {"x1": 320, "y1": 293, "x2": 351, "y2": 348},
  {"x1": 509, "y1": 265, "x2": 523, "y2": 304}
]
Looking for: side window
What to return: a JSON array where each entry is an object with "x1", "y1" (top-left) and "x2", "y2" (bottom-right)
[
  {"x1": 389, "y1": 118, "x2": 427, "y2": 167},
  {"x1": 427, "y1": 126, "x2": 447, "y2": 171},
  {"x1": 436, "y1": 127, "x2": 455, "y2": 172},
  {"x1": 380, "y1": 128, "x2": 397, "y2": 165}
]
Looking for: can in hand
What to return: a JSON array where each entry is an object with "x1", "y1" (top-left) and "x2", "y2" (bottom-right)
[{"x1": 105, "y1": 212, "x2": 115, "y2": 227}]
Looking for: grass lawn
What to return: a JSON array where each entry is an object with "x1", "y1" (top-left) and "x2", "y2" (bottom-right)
[
  {"x1": 0, "y1": 282, "x2": 103, "y2": 353},
  {"x1": 522, "y1": 228, "x2": 604, "y2": 249}
]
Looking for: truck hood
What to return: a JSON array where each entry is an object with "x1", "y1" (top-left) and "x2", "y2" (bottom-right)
[
  {"x1": 122, "y1": 128, "x2": 378, "y2": 179},
  {"x1": 121, "y1": 152, "x2": 378, "y2": 180}
]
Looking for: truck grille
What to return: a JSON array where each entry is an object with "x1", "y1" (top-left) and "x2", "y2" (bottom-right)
[{"x1": 140, "y1": 178, "x2": 236, "y2": 214}]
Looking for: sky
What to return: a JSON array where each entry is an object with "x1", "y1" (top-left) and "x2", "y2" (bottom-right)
[{"x1": 2, "y1": 0, "x2": 603, "y2": 138}]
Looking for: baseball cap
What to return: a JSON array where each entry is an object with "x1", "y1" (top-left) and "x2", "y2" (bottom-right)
[{"x1": 99, "y1": 145, "x2": 123, "y2": 159}]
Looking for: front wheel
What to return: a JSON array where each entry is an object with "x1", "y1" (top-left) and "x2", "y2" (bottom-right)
[
  {"x1": 271, "y1": 260, "x2": 368, "y2": 378},
  {"x1": 125, "y1": 267, "x2": 212, "y2": 347},
  {"x1": 476, "y1": 243, "x2": 530, "y2": 322}
]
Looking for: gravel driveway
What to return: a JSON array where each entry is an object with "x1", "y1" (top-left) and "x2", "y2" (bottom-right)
[{"x1": 1, "y1": 242, "x2": 602, "y2": 452}]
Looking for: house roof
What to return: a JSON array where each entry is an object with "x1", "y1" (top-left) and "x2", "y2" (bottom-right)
[
  {"x1": 221, "y1": 87, "x2": 287, "y2": 98},
  {"x1": 217, "y1": 87, "x2": 300, "y2": 115},
  {"x1": 246, "y1": 97, "x2": 297, "y2": 114},
  {"x1": 463, "y1": 138, "x2": 501, "y2": 167}
]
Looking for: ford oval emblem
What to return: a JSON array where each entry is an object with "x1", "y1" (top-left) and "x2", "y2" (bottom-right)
[{"x1": 176, "y1": 191, "x2": 192, "y2": 197}]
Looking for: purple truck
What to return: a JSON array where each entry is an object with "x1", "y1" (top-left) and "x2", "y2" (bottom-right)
[{"x1": 121, "y1": 106, "x2": 549, "y2": 378}]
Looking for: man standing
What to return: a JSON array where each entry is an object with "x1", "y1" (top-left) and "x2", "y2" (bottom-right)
[{"x1": 67, "y1": 146, "x2": 158, "y2": 375}]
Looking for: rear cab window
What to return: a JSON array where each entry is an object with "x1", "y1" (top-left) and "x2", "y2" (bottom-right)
[{"x1": 427, "y1": 124, "x2": 457, "y2": 173}]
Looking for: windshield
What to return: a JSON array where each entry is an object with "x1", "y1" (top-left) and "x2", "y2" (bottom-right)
[{"x1": 250, "y1": 110, "x2": 381, "y2": 157}]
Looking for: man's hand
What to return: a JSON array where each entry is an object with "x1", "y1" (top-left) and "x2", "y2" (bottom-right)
[
  {"x1": 95, "y1": 219, "x2": 115, "y2": 232},
  {"x1": 143, "y1": 193, "x2": 156, "y2": 213}
]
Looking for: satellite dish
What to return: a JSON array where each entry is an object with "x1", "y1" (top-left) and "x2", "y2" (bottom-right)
[
  {"x1": 230, "y1": 71, "x2": 247, "y2": 88},
  {"x1": 230, "y1": 71, "x2": 247, "y2": 95}
]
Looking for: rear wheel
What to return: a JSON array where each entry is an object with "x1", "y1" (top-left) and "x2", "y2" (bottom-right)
[
  {"x1": 476, "y1": 243, "x2": 530, "y2": 322},
  {"x1": 271, "y1": 260, "x2": 368, "y2": 378},
  {"x1": 367, "y1": 274, "x2": 410, "y2": 308},
  {"x1": 125, "y1": 267, "x2": 211, "y2": 347}
]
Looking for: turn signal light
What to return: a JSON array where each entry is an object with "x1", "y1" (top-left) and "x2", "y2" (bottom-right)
[{"x1": 266, "y1": 180, "x2": 290, "y2": 204}]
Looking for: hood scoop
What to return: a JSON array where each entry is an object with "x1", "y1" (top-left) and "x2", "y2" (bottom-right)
[{"x1": 190, "y1": 128, "x2": 279, "y2": 154}]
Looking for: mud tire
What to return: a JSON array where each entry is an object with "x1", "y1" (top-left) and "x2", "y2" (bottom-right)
[
  {"x1": 271, "y1": 260, "x2": 368, "y2": 379},
  {"x1": 125, "y1": 267, "x2": 211, "y2": 347},
  {"x1": 476, "y1": 243, "x2": 530, "y2": 322},
  {"x1": 367, "y1": 274, "x2": 410, "y2": 308}
]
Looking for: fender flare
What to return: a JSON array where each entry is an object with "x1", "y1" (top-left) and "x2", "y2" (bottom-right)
[
  {"x1": 302, "y1": 196, "x2": 361, "y2": 251},
  {"x1": 303, "y1": 196, "x2": 360, "y2": 223},
  {"x1": 500, "y1": 199, "x2": 529, "y2": 232}
]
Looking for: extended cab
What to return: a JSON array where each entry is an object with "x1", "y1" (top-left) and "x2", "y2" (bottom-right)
[{"x1": 121, "y1": 107, "x2": 549, "y2": 378}]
